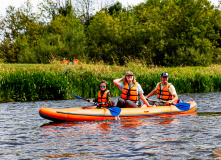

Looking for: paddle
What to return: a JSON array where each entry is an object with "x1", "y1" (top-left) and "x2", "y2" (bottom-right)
[
  {"x1": 71, "y1": 93, "x2": 121, "y2": 117},
  {"x1": 108, "y1": 107, "x2": 121, "y2": 117},
  {"x1": 71, "y1": 93, "x2": 97, "y2": 105},
  {"x1": 174, "y1": 102, "x2": 190, "y2": 111}
]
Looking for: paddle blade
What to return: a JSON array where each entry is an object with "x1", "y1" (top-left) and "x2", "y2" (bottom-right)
[
  {"x1": 109, "y1": 107, "x2": 121, "y2": 117},
  {"x1": 70, "y1": 94, "x2": 82, "y2": 99},
  {"x1": 175, "y1": 103, "x2": 190, "y2": 111}
]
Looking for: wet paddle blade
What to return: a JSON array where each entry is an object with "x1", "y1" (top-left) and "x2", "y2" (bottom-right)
[
  {"x1": 175, "y1": 103, "x2": 190, "y2": 111},
  {"x1": 109, "y1": 107, "x2": 121, "y2": 117}
]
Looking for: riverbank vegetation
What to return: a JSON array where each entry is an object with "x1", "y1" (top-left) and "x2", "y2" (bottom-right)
[
  {"x1": 1, "y1": 62, "x2": 221, "y2": 102},
  {"x1": 1, "y1": 0, "x2": 221, "y2": 102},
  {"x1": 0, "y1": 0, "x2": 221, "y2": 66}
]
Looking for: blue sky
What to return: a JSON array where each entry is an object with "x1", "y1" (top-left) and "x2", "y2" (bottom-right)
[{"x1": 0, "y1": 0, "x2": 219, "y2": 17}]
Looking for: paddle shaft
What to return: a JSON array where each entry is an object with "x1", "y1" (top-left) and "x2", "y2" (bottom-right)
[
  {"x1": 70, "y1": 93, "x2": 97, "y2": 105},
  {"x1": 71, "y1": 93, "x2": 121, "y2": 117}
]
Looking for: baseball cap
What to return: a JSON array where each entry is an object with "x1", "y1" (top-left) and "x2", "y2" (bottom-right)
[
  {"x1": 125, "y1": 71, "x2": 134, "y2": 76},
  {"x1": 161, "y1": 72, "x2": 169, "y2": 77}
]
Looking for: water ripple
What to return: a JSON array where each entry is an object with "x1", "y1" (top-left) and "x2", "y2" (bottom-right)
[{"x1": 0, "y1": 93, "x2": 221, "y2": 159}]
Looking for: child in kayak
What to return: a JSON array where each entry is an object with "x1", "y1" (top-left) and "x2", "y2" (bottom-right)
[{"x1": 88, "y1": 80, "x2": 113, "y2": 108}]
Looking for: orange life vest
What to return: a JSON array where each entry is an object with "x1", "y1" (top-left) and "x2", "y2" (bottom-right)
[
  {"x1": 62, "y1": 59, "x2": 68, "y2": 65},
  {"x1": 98, "y1": 90, "x2": 109, "y2": 106},
  {"x1": 121, "y1": 83, "x2": 138, "y2": 103},
  {"x1": 157, "y1": 82, "x2": 172, "y2": 101}
]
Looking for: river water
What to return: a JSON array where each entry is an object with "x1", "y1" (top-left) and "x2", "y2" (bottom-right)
[{"x1": 0, "y1": 92, "x2": 221, "y2": 160}]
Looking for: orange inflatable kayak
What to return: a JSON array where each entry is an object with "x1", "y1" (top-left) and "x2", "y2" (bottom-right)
[{"x1": 39, "y1": 99, "x2": 197, "y2": 122}]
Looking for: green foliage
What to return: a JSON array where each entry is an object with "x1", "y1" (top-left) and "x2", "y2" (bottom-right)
[
  {"x1": 0, "y1": 0, "x2": 86, "y2": 63},
  {"x1": 86, "y1": 0, "x2": 221, "y2": 66},
  {"x1": 107, "y1": 2, "x2": 124, "y2": 15},
  {"x1": 39, "y1": 0, "x2": 74, "y2": 20},
  {"x1": 0, "y1": 2, "x2": 39, "y2": 62},
  {"x1": 0, "y1": 0, "x2": 221, "y2": 66},
  {"x1": 0, "y1": 69, "x2": 67, "y2": 101},
  {"x1": 132, "y1": 0, "x2": 221, "y2": 66},
  {"x1": 37, "y1": 14, "x2": 86, "y2": 62},
  {"x1": 87, "y1": 10, "x2": 148, "y2": 65},
  {"x1": 1, "y1": 64, "x2": 221, "y2": 102}
]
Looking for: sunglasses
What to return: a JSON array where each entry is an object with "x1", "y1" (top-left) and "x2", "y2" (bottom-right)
[{"x1": 100, "y1": 85, "x2": 106, "y2": 88}]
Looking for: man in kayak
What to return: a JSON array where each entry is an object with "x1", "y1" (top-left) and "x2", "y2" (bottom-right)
[
  {"x1": 89, "y1": 80, "x2": 113, "y2": 108},
  {"x1": 113, "y1": 71, "x2": 151, "y2": 108},
  {"x1": 145, "y1": 72, "x2": 178, "y2": 106}
]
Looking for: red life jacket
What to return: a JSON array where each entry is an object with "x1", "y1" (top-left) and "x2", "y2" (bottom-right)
[{"x1": 121, "y1": 83, "x2": 138, "y2": 103}]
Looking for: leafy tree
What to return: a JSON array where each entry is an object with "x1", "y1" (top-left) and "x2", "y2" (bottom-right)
[
  {"x1": 39, "y1": 0, "x2": 74, "y2": 21},
  {"x1": 87, "y1": 9, "x2": 151, "y2": 65},
  {"x1": 1, "y1": 0, "x2": 221, "y2": 66},
  {"x1": 107, "y1": 1, "x2": 124, "y2": 15},
  {"x1": 134, "y1": 0, "x2": 221, "y2": 66},
  {"x1": 45, "y1": 14, "x2": 86, "y2": 60},
  {"x1": 0, "y1": 0, "x2": 41, "y2": 62}
]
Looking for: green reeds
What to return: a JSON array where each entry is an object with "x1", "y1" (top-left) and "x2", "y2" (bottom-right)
[{"x1": 1, "y1": 63, "x2": 221, "y2": 102}]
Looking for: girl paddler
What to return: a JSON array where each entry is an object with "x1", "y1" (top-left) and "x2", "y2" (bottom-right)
[
  {"x1": 90, "y1": 80, "x2": 113, "y2": 108},
  {"x1": 113, "y1": 71, "x2": 151, "y2": 108}
]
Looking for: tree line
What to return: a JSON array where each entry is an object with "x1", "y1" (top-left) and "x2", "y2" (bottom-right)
[{"x1": 0, "y1": 0, "x2": 221, "y2": 66}]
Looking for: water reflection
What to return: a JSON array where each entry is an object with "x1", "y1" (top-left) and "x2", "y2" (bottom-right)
[
  {"x1": 214, "y1": 150, "x2": 221, "y2": 159},
  {"x1": 41, "y1": 112, "x2": 197, "y2": 130},
  {"x1": 39, "y1": 112, "x2": 197, "y2": 159},
  {"x1": 1, "y1": 92, "x2": 221, "y2": 159}
]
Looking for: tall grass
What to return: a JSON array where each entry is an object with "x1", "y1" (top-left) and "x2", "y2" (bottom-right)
[{"x1": 1, "y1": 62, "x2": 221, "y2": 102}]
